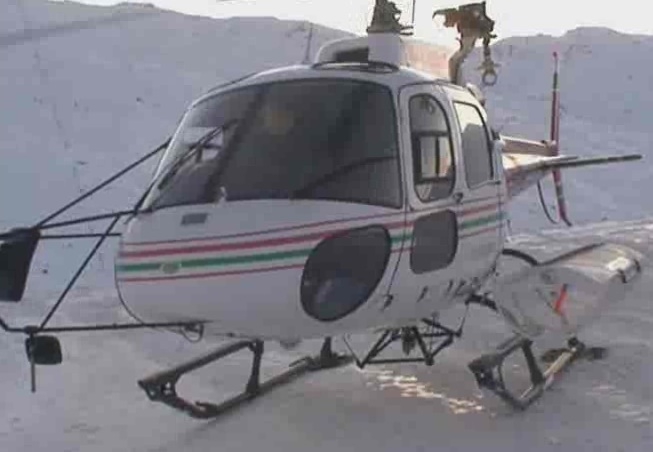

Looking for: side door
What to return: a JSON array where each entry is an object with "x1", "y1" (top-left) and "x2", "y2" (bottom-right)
[
  {"x1": 445, "y1": 87, "x2": 503, "y2": 288},
  {"x1": 387, "y1": 84, "x2": 464, "y2": 320}
]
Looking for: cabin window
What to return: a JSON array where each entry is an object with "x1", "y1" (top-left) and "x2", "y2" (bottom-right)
[
  {"x1": 146, "y1": 80, "x2": 401, "y2": 210},
  {"x1": 301, "y1": 226, "x2": 391, "y2": 322},
  {"x1": 453, "y1": 102, "x2": 493, "y2": 188},
  {"x1": 410, "y1": 210, "x2": 458, "y2": 274},
  {"x1": 409, "y1": 95, "x2": 455, "y2": 202}
]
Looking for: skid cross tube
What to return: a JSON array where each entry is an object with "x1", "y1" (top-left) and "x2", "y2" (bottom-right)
[{"x1": 344, "y1": 317, "x2": 463, "y2": 368}]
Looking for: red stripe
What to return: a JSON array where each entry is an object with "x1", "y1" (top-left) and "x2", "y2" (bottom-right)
[
  {"x1": 459, "y1": 203, "x2": 498, "y2": 217},
  {"x1": 459, "y1": 224, "x2": 501, "y2": 240},
  {"x1": 123, "y1": 196, "x2": 500, "y2": 248},
  {"x1": 121, "y1": 200, "x2": 501, "y2": 259},
  {"x1": 120, "y1": 220, "x2": 407, "y2": 259},
  {"x1": 410, "y1": 195, "x2": 498, "y2": 216},
  {"x1": 122, "y1": 210, "x2": 404, "y2": 247},
  {"x1": 117, "y1": 247, "x2": 405, "y2": 283},
  {"x1": 553, "y1": 284, "x2": 568, "y2": 314},
  {"x1": 117, "y1": 263, "x2": 307, "y2": 283}
]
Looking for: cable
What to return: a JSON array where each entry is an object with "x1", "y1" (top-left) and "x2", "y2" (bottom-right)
[
  {"x1": 38, "y1": 215, "x2": 121, "y2": 330},
  {"x1": 537, "y1": 180, "x2": 560, "y2": 225}
]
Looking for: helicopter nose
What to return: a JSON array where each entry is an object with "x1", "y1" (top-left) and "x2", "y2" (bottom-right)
[{"x1": 114, "y1": 201, "x2": 404, "y2": 338}]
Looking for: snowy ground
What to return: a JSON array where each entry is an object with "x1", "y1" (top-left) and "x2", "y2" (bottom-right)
[
  {"x1": 1, "y1": 1, "x2": 652, "y2": 451},
  {"x1": 1, "y1": 220, "x2": 651, "y2": 452}
]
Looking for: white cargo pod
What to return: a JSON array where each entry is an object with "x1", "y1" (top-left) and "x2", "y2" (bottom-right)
[{"x1": 494, "y1": 243, "x2": 644, "y2": 339}]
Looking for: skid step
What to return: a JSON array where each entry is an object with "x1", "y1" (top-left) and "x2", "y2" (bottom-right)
[{"x1": 138, "y1": 338, "x2": 350, "y2": 419}]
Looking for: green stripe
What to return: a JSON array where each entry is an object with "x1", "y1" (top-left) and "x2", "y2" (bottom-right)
[
  {"x1": 459, "y1": 213, "x2": 503, "y2": 230},
  {"x1": 117, "y1": 233, "x2": 407, "y2": 273},
  {"x1": 117, "y1": 248, "x2": 309, "y2": 273},
  {"x1": 117, "y1": 262, "x2": 160, "y2": 272},
  {"x1": 116, "y1": 214, "x2": 503, "y2": 275},
  {"x1": 183, "y1": 248, "x2": 309, "y2": 270},
  {"x1": 391, "y1": 234, "x2": 407, "y2": 244}
]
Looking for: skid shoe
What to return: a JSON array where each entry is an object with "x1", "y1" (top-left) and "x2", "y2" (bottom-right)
[{"x1": 138, "y1": 337, "x2": 349, "y2": 419}]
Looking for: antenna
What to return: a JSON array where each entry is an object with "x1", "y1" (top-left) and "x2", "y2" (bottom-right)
[
  {"x1": 302, "y1": 22, "x2": 314, "y2": 64},
  {"x1": 411, "y1": 0, "x2": 417, "y2": 25}
]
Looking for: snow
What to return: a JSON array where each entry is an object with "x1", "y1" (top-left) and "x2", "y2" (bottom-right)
[
  {"x1": 0, "y1": 0, "x2": 651, "y2": 450},
  {"x1": 467, "y1": 28, "x2": 653, "y2": 231}
]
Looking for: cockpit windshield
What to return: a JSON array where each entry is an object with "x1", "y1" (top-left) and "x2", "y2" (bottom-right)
[{"x1": 145, "y1": 79, "x2": 401, "y2": 210}]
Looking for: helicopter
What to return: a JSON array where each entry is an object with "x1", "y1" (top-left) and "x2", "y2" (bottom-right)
[{"x1": 0, "y1": 0, "x2": 646, "y2": 418}]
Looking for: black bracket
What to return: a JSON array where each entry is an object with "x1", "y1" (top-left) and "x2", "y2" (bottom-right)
[{"x1": 343, "y1": 316, "x2": 465, "y2": 368}]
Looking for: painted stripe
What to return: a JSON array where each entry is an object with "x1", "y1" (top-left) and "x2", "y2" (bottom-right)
[
  {"x1": 118, "y1": 262, "x2": 307, "y2": 283},
  {"x1": 117, "y1": 234, "x2": 408, "y2": 274},
  {"x1": 122, "y1": 210, "x2": 404, "y2": 247},
  {"x1": 118, "y1": 248, "x2": 310, "y2": 273},
  {"x1": 122, "y1": 196, "x2": 499, "y2": 248},
  {"x1": 459, "y1": 213, "x2": 503, "y2": 231},
  {"x1": 116, "y1": 214, "x2": 502, "y2": 277},
  {"x1": 459, "y1": 203, "x2": 498, "y2": 217},
  {"x1": 117, "y1": 247, "x2": 407, "y2": 283},
  {"x1": 115, "y1": 201, "x2": 504, "y2": 276},
  {"x1": 459, "y1": 224, "x2": 501, "y2": 240},
  {"x1": 553, "y1": 284, "x2": 569, "y2": 314},
  {"x1": 120, "y1": 200, "x2": 500, "y2": 260},
  {"x1": 120, "y1": 220, "x2": 406, "y2": 259},
  {"x1": 116, "y1": 211, "x2": 503, "y2": 272},
  {"x1": 115, "y1": 215, "x2": 505, "y2": 282}
]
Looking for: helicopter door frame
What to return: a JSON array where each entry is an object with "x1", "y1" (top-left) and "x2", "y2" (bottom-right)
[
  {"x1": 387, "y1": 83, "x2": 465, "y2": 318},
  {"x1": 444, "y1": 86, "x2": 503, "y2": 286}
]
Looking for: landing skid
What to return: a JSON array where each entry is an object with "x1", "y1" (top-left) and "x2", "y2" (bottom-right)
[
  {"x1": 137, "y1": 338, "x2": 350, "y2": 419},
  {"x1": 468, "y1": 336, "x2": 604, "y2": 410}
]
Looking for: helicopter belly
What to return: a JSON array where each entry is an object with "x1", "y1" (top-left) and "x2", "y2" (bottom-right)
[{"x1": 115, "y1": 201, "x2": 406, "y2": 339}]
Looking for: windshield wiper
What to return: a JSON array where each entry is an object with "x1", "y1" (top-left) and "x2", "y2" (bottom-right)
[
  {"x1": 155, "y1": 119, "x2": 238, "y2": 191},
  {"x1": 291, "y1": 155, "x2": 396, "y2": 199}
]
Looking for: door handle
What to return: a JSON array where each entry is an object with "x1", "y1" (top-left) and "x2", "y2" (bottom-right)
[{"x1": 452, "y1": 192, "x2": 464, "y2": 204}]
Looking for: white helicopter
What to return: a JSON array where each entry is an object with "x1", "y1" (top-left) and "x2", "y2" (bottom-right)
[{"x1": 0, "y1": 1, "x2": 645, "y2": 418}]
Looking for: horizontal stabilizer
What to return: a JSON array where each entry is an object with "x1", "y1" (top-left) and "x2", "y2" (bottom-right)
[
  {"x1": 540, "y1": 154, "x2": 642, "y2": 170},
  {"x1": 503, "y1": 150, "x2": 642, "y2": 199}
]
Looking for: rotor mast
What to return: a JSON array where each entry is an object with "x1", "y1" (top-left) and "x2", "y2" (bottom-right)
[{"x1": 366, "y1": 0, "x2": 414, "y2": 35}]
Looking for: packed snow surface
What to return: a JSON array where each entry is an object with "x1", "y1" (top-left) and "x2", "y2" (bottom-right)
[{"x1": 0, "y1": 1, "x2": 651, "y2": 451}]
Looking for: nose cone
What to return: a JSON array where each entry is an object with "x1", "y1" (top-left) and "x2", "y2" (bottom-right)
[{"x1": 115, "y1": 200, "x2": 404, "y2": 339}]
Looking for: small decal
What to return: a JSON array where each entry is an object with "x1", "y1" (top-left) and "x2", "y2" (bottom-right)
[
  {"x1": 160, "y1": 262, "x2": 181, "y2": 275},
  {"x1": 552, "y1": 284, "x2": 569, "y2": 314},
  {"x1": 181, "y1": 213, "x2": 208, "y2": 226},
  {"x1": 417, "y1": 286, "x2": 429, "y2": 303},
  {"x1": 380, "y1": 294, "x2": 394, "y2": 311},
  {"x1": 452, "y1": 280, "x2": 469, "y2": 297}
]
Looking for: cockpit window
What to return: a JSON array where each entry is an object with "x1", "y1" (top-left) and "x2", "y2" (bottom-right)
[{"x1": 146, "y1": 79, "x2": 401, "y2": 210}]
